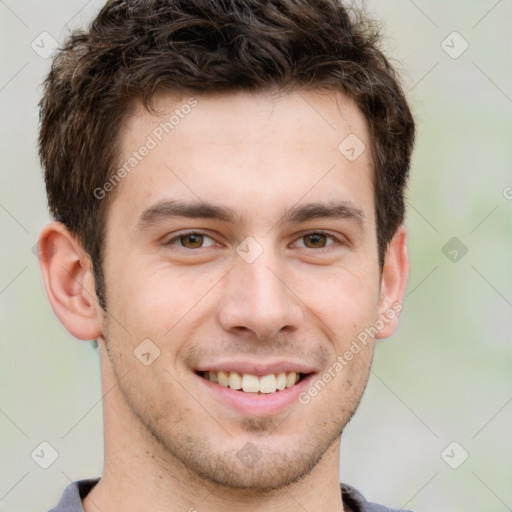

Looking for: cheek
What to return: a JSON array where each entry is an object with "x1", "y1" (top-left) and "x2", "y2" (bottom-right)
[
  {"x1": 297, "y1": 340, "x2": 373, "y2": 422},
  {"x1": 106, "y1": 258, "x2": 208, "y2": 332},
  {"x1": 293, "y1": 265, "x2": 380, "y2": 334}
]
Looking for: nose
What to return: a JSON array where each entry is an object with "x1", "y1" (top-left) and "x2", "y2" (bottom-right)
[{"x1": 216, "y1": 247, "x2": 304, "y2": 342}]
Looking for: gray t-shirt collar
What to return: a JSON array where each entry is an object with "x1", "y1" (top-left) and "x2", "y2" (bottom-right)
[{"x1": 48, "y1": 478, "x2": 412, "y2": 512}]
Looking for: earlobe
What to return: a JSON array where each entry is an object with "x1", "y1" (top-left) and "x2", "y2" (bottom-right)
[
  {"x1": 375, "y1": 224, "x2": 409, "y2": 340},
  {"x1": 37, "y1": 221, "x2": 103, "y2": 341}
]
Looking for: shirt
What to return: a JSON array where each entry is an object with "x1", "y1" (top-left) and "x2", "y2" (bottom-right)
[{"x1": 48, "y1": 478, "x2": 412, "y2": 512}]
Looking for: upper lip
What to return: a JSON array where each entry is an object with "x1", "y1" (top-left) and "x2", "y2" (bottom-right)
[{"x1": 194, "y1": 360, "x2": 318, "y2": 376}]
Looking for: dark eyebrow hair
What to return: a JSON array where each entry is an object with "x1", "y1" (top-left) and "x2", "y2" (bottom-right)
[
  {"x1": 279, "y1": 201, "x2": 365, "y2": 227},
  {"x1": 134, "y1": 199, "x2": 365, "y2": 231}
]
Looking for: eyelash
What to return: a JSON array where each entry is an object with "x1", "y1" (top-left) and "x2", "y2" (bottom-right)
[{"x1": 164, "y1": 230, "x2": 344, "y2": 250}]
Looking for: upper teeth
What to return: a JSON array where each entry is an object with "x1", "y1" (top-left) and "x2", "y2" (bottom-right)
[{"x1": 205, "y1": 371, "x2": 301, "y2": 393}]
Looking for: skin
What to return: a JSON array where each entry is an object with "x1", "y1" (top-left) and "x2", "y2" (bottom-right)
[{"x1": 38, "y1": 89, "x2": 408, "y2": 512}]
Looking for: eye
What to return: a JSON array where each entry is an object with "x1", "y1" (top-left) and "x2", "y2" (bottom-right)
[
  {"x1": 294, "y1": 231, "x2": 340, "y2": 249},
  {"x1": 165, "y1": 231, "x2": 217, "y2": 249},
  {"x1": 163, "y1": 230, "x2": 343, "y2": 251}
]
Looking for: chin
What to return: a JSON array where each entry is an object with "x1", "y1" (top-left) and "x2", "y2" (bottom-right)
[{"x1": 192, "y1": 447, "x2": 325, "y2": 492}]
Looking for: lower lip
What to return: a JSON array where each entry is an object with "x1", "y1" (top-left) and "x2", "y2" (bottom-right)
[{"x1": 196, "y1": 373, "x2": 316, "y2": 416}]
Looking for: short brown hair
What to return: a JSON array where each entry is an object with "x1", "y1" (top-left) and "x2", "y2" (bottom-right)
[{"x1": 39, "y1": 0, "x2": 415, "y2": 311}]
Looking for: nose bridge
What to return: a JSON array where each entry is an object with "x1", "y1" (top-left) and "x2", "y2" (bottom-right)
[{"x1": 217, "y1": 243, "x2": 303, "y2": 339}]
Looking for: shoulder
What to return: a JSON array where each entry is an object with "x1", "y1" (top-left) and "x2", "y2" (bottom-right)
[
  {"x1": 341, "y1": 482, "x2": 414, "y2": 512},
  {"x1": 47, "y1": 478, "x2": 100, "y2": 512}
]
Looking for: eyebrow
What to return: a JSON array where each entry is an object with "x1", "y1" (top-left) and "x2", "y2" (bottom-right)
[{"x1": 134, "y1": 198, "x2": 365, "y2": 231}]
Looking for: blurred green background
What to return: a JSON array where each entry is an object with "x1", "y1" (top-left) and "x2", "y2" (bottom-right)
[{"x1": 1, "y1": 1, "x2": 511, "y2": 511}]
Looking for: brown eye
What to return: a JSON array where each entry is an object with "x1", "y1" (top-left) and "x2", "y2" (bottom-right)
[
  {"x1": 179, "y1": 233, "x2": 204, "y2": 248},
  {"x1": 302, "y1": 233, "x2": 328, "y2": 248},
  {"x1": 164, "y1": 231, "x2": 217, "y2": 250}
]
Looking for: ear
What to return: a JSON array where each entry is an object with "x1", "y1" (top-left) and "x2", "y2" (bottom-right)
[
  {"x1": 37, "y1": 221, "x2": 103, "y2": 341},
  {"x1": 375, "y1": 224, "x2": 409, "y2": 340}
]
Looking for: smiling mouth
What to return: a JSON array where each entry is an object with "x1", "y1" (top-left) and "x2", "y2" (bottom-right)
[{"x1": 197, "y1": 370, "x2": 309, "y2": 394}]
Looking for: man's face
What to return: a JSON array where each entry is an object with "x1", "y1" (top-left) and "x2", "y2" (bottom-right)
[{"x1": 100, "y1": 90, "x2": 386, "y2": 489}]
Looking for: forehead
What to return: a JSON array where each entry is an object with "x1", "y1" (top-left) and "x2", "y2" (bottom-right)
[
  {"x1": 129, "y1": 88, "x2": 366, "y2": 139},
  {"x1": 110, "y1": 89, "x2": 373, "y2": 230}
]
